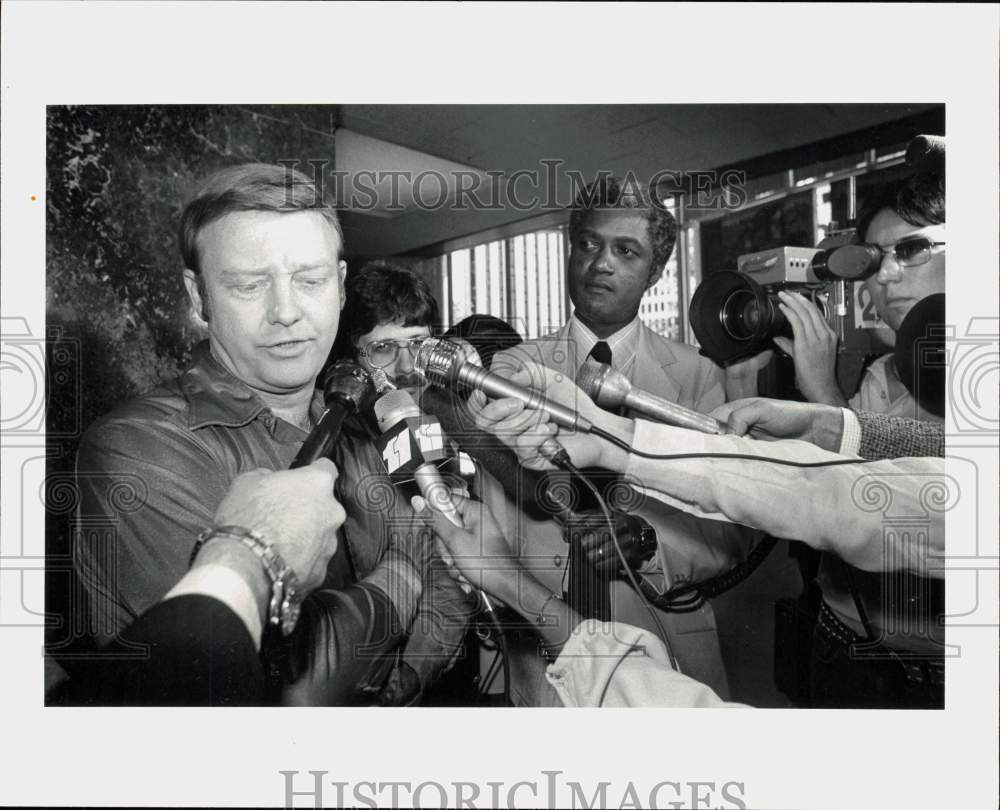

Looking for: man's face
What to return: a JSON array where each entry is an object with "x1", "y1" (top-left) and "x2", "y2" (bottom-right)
[
  {"x1": 862, "y1": 208, "x2": 946, "y2": 332},
  {"x1": 355, "y1": 319, "x2": 431, "y2": 395},
  {"x1": 184, "y1": 210, "x2": 345, "y2": 394},
  {"x1": 568, "y1": 209, "x2": 662, "y2": 333}
]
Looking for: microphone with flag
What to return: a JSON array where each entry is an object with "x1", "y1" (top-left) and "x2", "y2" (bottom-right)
[{"x1": 373, "y1": 390, "x2": 462, "y2": 528}]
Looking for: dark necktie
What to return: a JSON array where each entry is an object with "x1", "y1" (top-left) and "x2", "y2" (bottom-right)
[
  {"x1": 568, "y1": 338, "x2": 617, "y2": 621},
  {"x1": 588, "y1": 340, "x2": 612, "y2": 366}
]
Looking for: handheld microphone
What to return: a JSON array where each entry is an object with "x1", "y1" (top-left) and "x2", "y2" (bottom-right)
[
  {"x1": 373, "y1": 390, "x2": 462, "y2": 528},
  {"x1": 374, "y1": 389, "x2": 497, "y2": 612},
  {"x1": 415, "y1": 337, "x2": 593, "y2": 436},
  {"x1": 291, "y1": 360, "x2": 372, "y2": 468},
  {"x1": 419, "y1": 386, "x2": 574, "y2": 522},
  {"x1": 576, "y1": 357, "x2": 723, "y2": 435}
]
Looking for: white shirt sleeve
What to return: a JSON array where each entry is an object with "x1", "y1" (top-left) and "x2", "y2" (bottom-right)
[
  {"x1": 164, "y1": 564, "x2": 263, "y2": 649},
  {"x1": 839, "y1": 408, "x2": 862, "y2": 456},
  {"x1": 546, "y1": 620, "x2": 747, "y2": 708},
  {"x1": 622, "y1": 420, "x2": 946, "y2": 577}
]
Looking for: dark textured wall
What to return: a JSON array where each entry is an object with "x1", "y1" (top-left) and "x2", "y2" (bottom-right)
[{"x1": 45, "y1": 105, "x2": 337, "y2": 665}]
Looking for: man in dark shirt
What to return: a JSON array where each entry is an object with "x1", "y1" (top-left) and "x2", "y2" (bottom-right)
[{"x1": 73, "y1": 163, "x2": 432, "y2": 704}]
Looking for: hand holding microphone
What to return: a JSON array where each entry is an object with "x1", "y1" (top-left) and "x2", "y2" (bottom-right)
[
  {"x1": 460, "y1": 359, "x2": 633, "y2": 472},
  {"x1": 410, "y1": 490, "x2": 522, "y2": 604}
]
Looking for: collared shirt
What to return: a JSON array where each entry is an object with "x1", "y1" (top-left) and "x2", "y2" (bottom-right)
[
  {"x1": 74, "y1": 341, "x2": 424, "y2": 648},
  {"x1": 568, "y1": 314, "x2": 641, "y2": 379},
  {"x1": 849, "y1": 354, "x2": 943, "y2": 424}
]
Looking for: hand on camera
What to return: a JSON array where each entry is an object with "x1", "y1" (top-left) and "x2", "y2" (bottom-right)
[
  {"x1": 212, "y1": 460, "x2": 344, "y2": 592},
  {"x1": 773, "y1": 291, "x2": 846, "y2": 406}
]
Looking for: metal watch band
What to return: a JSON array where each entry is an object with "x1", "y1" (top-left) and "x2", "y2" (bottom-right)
[{"x1": 191, "y1": 525, "x2": 303, "y2": 636}]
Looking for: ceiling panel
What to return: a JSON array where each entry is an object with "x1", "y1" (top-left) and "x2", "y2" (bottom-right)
[{"x1": 335, "y1": 103, "x2": 943, "y2": 256}]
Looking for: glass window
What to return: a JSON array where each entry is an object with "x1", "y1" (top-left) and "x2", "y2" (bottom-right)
[{"x1": 441, "y1": 225, "x2": 571, "y2": 339}]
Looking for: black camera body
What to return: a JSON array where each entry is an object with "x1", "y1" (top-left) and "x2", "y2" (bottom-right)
[{"x1": 690, "y1": 230, "x2": 891, "y2": 366}]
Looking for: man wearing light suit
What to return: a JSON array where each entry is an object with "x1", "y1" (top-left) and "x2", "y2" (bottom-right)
[{"x1": 487, "y1": 177, "x2": 759, "y2": 701}]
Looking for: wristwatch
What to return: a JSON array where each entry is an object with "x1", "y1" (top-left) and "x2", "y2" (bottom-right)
[
  {"x1": 190, "y1": 525, "x2": 303, "y2": 636},
  {"x1": 627, "y1": 515, "x2": 658, "y2": 564}
]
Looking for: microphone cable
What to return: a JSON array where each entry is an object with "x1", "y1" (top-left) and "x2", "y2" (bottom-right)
[
  {"x1": 544, "y1": 447, "x2": 679, "y2": 672},
  {"x1": 590, "y1": 426, "x2": 910, "y2": 469}
]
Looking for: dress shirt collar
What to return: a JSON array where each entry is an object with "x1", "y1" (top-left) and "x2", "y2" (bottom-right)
[
  {"x1": 181, "y1": 341, "x2": 324, "y2": 431},
  {"x1": 568, "y1": 314, "x2": 641, "y2": 368}
]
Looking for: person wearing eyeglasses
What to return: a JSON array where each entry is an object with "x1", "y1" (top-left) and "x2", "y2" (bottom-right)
[
  {"x1": 768, "y1": 167, "x2": 946, "y2": 421},
  {"x1": 330, "y1": 259, "x2": 437, "y2": 396},
  {"x1": 327, "y1": 259, "x2": 476, "y2": 705},
  {"x1": 752, "y1": 163, "x2": 947, "y2": 709}
]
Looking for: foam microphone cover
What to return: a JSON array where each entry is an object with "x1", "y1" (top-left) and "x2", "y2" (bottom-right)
[{"x1": 894, "y1": 293, "x2": 946, "y2": 418}]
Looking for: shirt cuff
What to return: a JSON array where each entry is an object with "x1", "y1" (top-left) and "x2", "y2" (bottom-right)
[
  {"x1": 164, "y1": 563, "x2": 263, "y2": 649},
  {"x1": 361, "y1": 549, "x2": 423, "y2": 627},
  {"x1": 838, "y1": 407, "x2": 862, "y2": 457}
]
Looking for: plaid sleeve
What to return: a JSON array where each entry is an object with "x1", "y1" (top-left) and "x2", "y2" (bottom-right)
[{"x1": 855, "y1": 410, "x2": 945, "y2": 460}]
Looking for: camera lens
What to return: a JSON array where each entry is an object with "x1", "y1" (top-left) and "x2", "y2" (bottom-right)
[
  {"x1": 720, "y1": 289, "x2": 764, "y2": 341},
  {"x1": 690, "y1": 270, "x2": 775, "y2": 364}
]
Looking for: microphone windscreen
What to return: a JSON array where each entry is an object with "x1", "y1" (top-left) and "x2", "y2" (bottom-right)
[{"x1": 323, "y1": 360, "x2": 372, "y2": 410}]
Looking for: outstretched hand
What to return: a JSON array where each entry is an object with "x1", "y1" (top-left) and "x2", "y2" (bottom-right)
[
  {"x1": 212, "y1": 459, "x2": 344, "y2": 592},
  {"x1": 711, "y1": 397, "x2": 845, "y2": 452},
  {"x1": 410, "y1": 490, "x2": 521, "y2": 600}
]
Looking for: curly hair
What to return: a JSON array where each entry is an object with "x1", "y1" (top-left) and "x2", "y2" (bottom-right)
[
  {"x1": 568, "y1": 176, "x2": 678, "y2": 273},
  {"x1": 330, "y1": 260, "x2": 440, "y2": 361}
]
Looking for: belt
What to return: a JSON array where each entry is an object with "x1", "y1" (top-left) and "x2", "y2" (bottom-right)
[{"x1": 816, "y1": 600, "x2": 946, "y2": 687}]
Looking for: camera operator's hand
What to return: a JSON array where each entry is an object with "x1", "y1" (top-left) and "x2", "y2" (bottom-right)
[
  {"x1": 724, "y1": 349, "x2": 774, "y2": 400},
  {"x1": 563, "y1": 510, "x2": 657, "y2": 577},
  {"x1": 773, "y1": 291, "x2": 847, "y2": 407},
  {"x1": 712, "y1": 397, "x2": 844, "y2": 452},
  {"x1": 210, "y1": 460, "x2": 344, "y2": 593}
]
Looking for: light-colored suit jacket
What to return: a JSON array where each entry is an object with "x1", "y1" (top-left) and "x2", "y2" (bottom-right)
[
  {"x1": 483, "y1": 319, "x2": 755, "y2": 700},
  {"x1": 504, "y1": 319, "x2": 726, "y2": 413}
]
